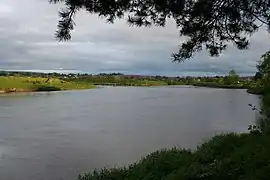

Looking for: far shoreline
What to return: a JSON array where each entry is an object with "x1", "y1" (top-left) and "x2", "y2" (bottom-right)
[
  {"x1": 0, "y1": 85, "x2": 261, "y2": 97},
  {"x1": 0, "y1": 87, "x2": 96, "y2": 94}
]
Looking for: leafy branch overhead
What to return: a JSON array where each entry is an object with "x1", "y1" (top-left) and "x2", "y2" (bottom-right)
[{"x1": 50, "y1": 0, "x2": 270, "y2": 61}]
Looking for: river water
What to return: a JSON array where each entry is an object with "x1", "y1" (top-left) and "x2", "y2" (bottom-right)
[{"x1": 0, "y1": 86, "x2": 259, "y2": 180}]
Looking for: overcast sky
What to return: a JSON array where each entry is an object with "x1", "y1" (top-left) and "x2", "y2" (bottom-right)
[{"x1": 0, "y1": 0, "x2": 270, "y2": 76}]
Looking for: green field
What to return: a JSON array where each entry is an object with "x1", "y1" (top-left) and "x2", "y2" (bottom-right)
[
  {"x1": 72, "y1": 77, "x2": 168, "y2": 86},
  {"x1": 0, "y1": 77, "x2": 95, "y2": 92}
]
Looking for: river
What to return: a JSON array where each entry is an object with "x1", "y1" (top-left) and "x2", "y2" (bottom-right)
[{"x1": 0, "y1": 86, "x2": 259, "y2": 180}]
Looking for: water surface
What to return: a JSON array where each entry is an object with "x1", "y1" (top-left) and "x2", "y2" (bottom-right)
[{"x1": 0, "y1": 86, "x2": 259, "y2": 180}]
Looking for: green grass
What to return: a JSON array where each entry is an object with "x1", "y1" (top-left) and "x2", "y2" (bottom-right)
[
  {"x1": 73, "y1": 78, "x2": 168, "y2": 86},
  {"x1": 78, "y1": 133, "x2": 270, "y2": 180},
  {"x1": 0, "y1": 76, "x2": 31, "y2": 89},
  {"x1": 0, "y1": 76, "x2": 95, "y2": 92}
]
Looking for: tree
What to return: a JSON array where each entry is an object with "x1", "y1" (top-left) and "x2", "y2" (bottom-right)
[
  {"x1": 50, "y1": 0, "x2": 270, "y2": 62},
  {"x1": 0, "y1": 71, "x2": 7, "y2": 76},
  {"x1": 256, "y1": 51, "x2": 270, "y2": 93},
  {"x1": 257, "y1": 51, "x2": 270, "y2": 76},
  {"x1": 228, "y1": 69, "x2": 238, "y2": 77},
  {"x1": 254, "y1": 71, "x2": 263, "y2": 81},
  {"x1": 224, "y1": 69, "x2": 239, "y2": 84}
]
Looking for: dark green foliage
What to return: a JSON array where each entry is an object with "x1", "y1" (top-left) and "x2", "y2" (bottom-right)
[
  {"x1": 127, "y1": 148, "x2": 193, "y2": 180},
  {"x1": 257, "y1": 51, "x2": 270, "y2": 75},
  {"x1": 191, "y1": 133, "x2": 270, "y2": 180},
  {"x1": 193, "y1": 69, "x2": 250, "y2": 88},
  {"x1": 193, "y1": 83, "x2": 247, "y2": 89},
  {"x1": 78, "y1": 168, "x2": 128, "y2": 180},
  {"x1": 78, "y1": 133, "x2": 270, "y2": 180},
  {"x1": 247, "y1": 87, "x2": 264, "y2": 95},
  {"x1": 50, "y1": 0, "x2": 270, "y2": 61},
  {"x1": 0, "y1": 71, "x2": 8, "y2": 76},
  {"x1": 34, "y1": 85, "x2": 61, "y2": 91},
  {"x1": 250, "y1": 51, "x2": 270, "y2": 134},
  {"x1": 254, "y1": 72, "x2": 263, "y2": 81}
]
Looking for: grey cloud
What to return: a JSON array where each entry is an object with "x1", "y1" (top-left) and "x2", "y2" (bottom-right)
[{"x1": 0, "y1": 0, "x2": 269, "y2": 75}]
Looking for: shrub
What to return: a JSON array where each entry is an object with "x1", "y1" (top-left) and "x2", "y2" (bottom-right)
[
  {"x1": 34, "y1": 85, "x2": 61, "y2": 91},
  {"x1": 78, "y1": 133, "x2": 270, "y2": 180}
]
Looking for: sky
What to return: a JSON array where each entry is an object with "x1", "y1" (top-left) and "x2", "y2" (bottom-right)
[{"x1": 0, "y1": 0, "x2": 270, "y2": 76}]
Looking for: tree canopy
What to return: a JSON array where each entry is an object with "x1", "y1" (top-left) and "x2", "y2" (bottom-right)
[
  {"x1": 228, "y1": 69, "x2": 238, "y2": 77},
  {"x1": 49, "y1": 0, "x2": 270, "y2": 61},
  {"x1": 258, "y1": 51, "x2": 270, "y2": 76}
]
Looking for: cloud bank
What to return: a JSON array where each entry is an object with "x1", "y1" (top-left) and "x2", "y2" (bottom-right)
[{"x1": 0, "y1": 0, "x2": 270, "y2": 76}]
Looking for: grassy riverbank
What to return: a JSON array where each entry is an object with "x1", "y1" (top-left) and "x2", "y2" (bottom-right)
[
  {"x1": 72, "y1": 78, "x2": 168, "y2": 87},
  {"x1": 193, "y1": 82, "x2": 248, "y2": 89},
  {"x1": 0, "y1": 77, "x2": 95, "y2": 93},
  {"x1": 0, "y1": 76, "x2": 254, "y2": 92},
  {"x1": 79, "y1": 132, "x2": 270, "y2": 180},
  {"x1": 247, "y1": 87, "x2": 264, "y2": 95},
  {"x1": 0, "y1": 70, "x2": 256, "y2": 89}
]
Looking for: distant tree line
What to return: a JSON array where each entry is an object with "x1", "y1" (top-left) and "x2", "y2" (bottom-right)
[{"x1": 0, "y1": 70, "x2": 260, "y2": 88}]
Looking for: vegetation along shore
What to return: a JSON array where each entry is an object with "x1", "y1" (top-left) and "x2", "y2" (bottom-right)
[
  {"x1": 0, "y1": 68, "x2": 263, "y2": 94},
  {"x1": 0, "y1": 76, "x2": 95, "y2": 93}
]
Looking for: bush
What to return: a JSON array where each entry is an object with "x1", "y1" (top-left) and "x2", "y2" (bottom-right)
[
  {"x1": 193, "y1": 82, "x2": 246, "y2": 89},
  {"x1": 34, "y1": 85, "x2": 61, "y2": 92},
  {"x1": 78, "y1": 133, "x2": 270, "y2": 180},
  {"x1": 247, "y1": 87, "x2": 264, "y2": 95}
]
